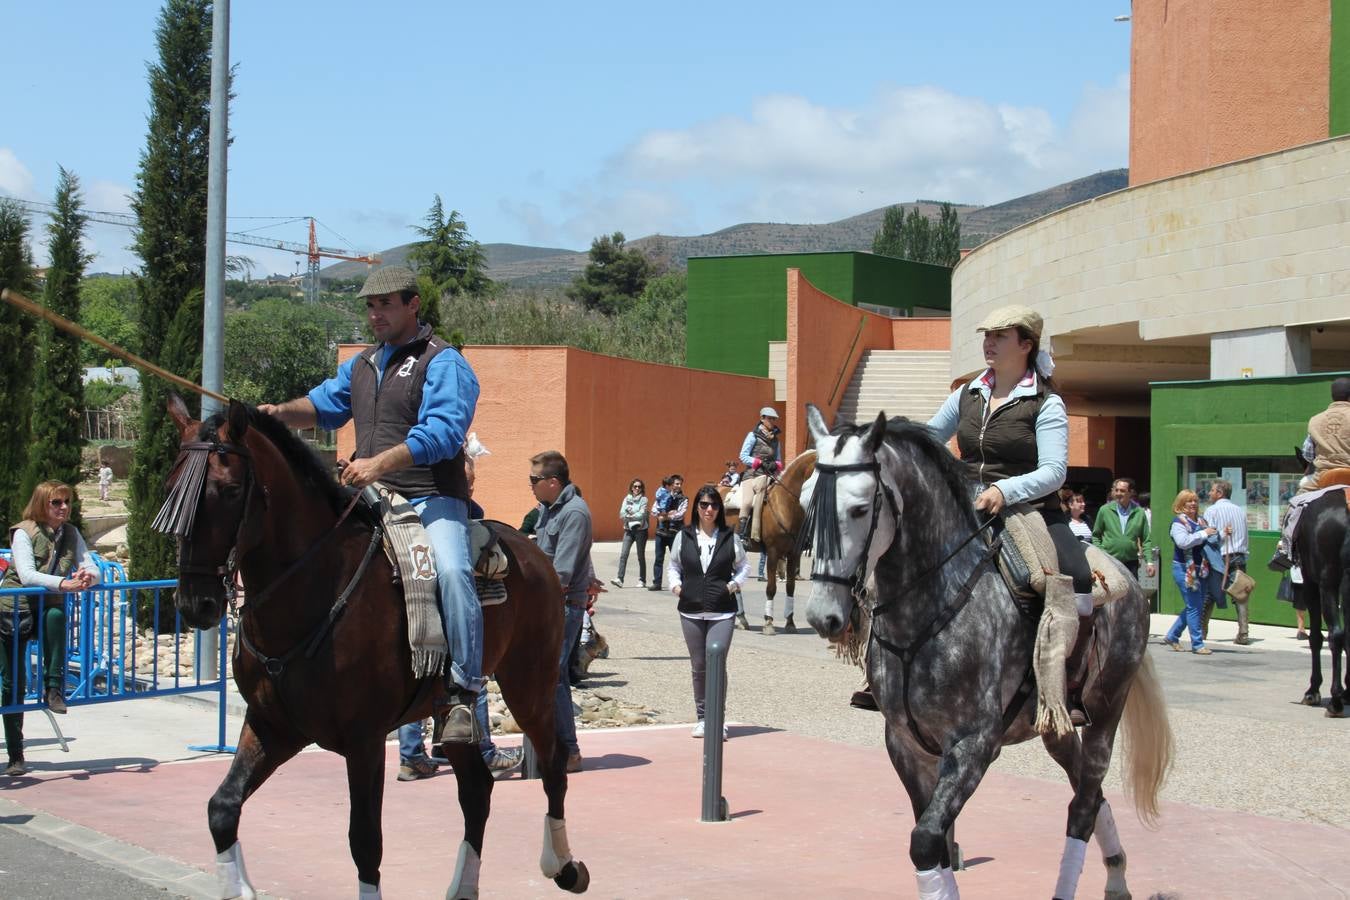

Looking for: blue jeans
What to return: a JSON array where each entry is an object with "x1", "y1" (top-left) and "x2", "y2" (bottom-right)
[
  {"x1": 1166, "y1": 560, "x2": 1206, "y2": 649},
  {"x1": 554, "y1": 604, "x2": 585, "y2": 756},
  {"x1": 399, "y1": 688, "x2": 498, "y2": 764},
  {"x1": 410, "y1": 495, "x2": 482, "y2": 693}
]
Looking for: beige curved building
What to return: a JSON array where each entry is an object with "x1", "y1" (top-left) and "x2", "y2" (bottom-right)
[{"x1": 950, "y1": 0, "x2": 1350, "y2": 478}]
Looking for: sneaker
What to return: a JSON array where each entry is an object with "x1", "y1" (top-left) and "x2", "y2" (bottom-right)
[
  {"x1": 691, "y1": 720, "x2": 705, "y2": 738},
  {"x1": 1297, "y1": 631, "x2": 1310, "y2": 640},
  {"x1": 486, "y1": 747, "x2": 523, "y2": 774},
  {"x1": 646, "y1": 584, "x2": 662, "y2": 592},
  {"x1": 1193, "y1": 646, "x2": 1213, "y2": 656},
  {"x1": 609, "y1": 578, "x2": 624, "y2": 589},
  {"x1": 565, "y1": 752, "x2": 583, "y2": 773},
  {"x1": 4, "y1": 758, "x2": 26, "y2": 777},
  {"x1": 397, "y1": 757, "x2": 438, "y2": 781},
  {"x1": 637, "y1": 580, "x2": 647, "y2": 588}
]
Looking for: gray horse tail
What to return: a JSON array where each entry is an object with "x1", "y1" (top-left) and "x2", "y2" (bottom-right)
[{"x1": 1119, "y1": 652, "x2": 1174, "y2": 827}]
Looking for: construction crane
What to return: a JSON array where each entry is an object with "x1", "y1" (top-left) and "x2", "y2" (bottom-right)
[{"x1": 8, "y1": 199, "x2": 381, "y2": 303}]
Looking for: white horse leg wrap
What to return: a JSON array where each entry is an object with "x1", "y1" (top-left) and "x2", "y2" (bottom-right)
[
  {"x1": 764, "y1": 598, "x2": 773, "y2": 619},
  {"x1": 939, "y1": 866, "x2": 958, "y2": 895},
  {"x1": 1074, "y1": 592, "x2": 1095, "y2": 616},
  {"x1": 539, "y1": 815, "x2": 572, "y2": 879},
  {"x1": 1095, "y1": 801, "x2": 1123, "y2": 858},
  {"x1": 358, "y1": 880, "x2": 381, "y2": 897},
  {"x1": 784, "y1": 594, "x2": 794, "y2": 618},
  {"x1": 215, "y1": 841, "x2": 257, "y2": 900},
  {"x1": 1053, "y1": 837, "x2": 1088, "y2": 899},
  {"x1": 916, "y1": 866, "x2": 959, "y2": 899},
  {"x1": 447, "y1": 841, "x2": 481, "y2": 900}
]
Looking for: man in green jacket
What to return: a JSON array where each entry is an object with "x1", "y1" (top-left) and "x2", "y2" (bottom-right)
[{"x1": 1092, "y1": 478, "x2": 1156, "y2": 580}]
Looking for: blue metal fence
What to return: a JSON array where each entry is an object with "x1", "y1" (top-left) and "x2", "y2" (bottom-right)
[{"x1": 1, "y1": 559, "x2": 231, "y2": 753}]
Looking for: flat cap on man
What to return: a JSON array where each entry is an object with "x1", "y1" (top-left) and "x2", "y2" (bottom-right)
[
  {"x1": 976, "y1": 304, "x2": 1043, "y2": 340},
  {"x1": 359, "y1": 265, "x2": 419, "y2": 298},
  {"x1": 759, "y1": 407, "x2": 780, "y2": 419}
]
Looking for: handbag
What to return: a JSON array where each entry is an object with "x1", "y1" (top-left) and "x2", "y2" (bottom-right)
[{"x1": 1223, "y1": 555, "x2": 1257, "y2": 603}]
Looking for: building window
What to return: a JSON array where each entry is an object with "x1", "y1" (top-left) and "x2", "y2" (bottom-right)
[{"x1": 1181, "y1": 456, "x2": 1304, "y2": 531}]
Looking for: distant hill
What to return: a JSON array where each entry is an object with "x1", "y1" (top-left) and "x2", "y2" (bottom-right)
[{"x1": 321, "y1": 169, "x2": 1128, "y2": 288}]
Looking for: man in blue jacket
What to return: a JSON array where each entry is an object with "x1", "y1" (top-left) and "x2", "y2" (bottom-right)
[{"x1": 259, "y1": 265, "x2": 483, "y2": 745}]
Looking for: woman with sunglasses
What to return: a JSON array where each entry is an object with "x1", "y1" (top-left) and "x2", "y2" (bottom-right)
[
  {"x1": 2, "y1": 481, "x2": 101, "y2": 775},
  {"x1": 611, "y1": 478, "x2": 648, "y2": 588},
  {"x1": 665, "y1": 485, "x2": 749, "y2": 740}
]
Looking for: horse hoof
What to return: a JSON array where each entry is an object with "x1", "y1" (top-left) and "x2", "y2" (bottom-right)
[
  {"x1": 1326, "y1": 706, "x2": 1346, "y2": 719},
  {"x1": 1301, "y1": 692, "x2": 1321, "y2": 706},
  {"x1": 553, "y1": 860, "x2": 590, "y2": 893}
]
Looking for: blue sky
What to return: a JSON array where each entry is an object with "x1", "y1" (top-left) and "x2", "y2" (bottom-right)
[{"x1": 2, "y1": 2, "x2": 1132, "y2": 276}]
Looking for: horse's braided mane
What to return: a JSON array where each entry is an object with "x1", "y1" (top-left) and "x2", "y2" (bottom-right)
[
  {"x1": 200, "y1": 407, "x2": 346, "y2": 515},
  {"x1": 832, "y1": 415, "x2": 978, "y2": 530}
]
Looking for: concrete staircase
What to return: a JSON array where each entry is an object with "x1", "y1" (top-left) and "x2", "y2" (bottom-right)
[{"x1": 834, "y1": 350, "x2": 953, "y2": 427}]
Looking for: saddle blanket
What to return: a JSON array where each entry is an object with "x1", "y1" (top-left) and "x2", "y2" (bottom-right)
[
  {"x1": 375, "y1": 488, "x2": 513, "y2": 677},
  {"x1": 998, "y1": 504, "x2": 1129, "y2": 608}
]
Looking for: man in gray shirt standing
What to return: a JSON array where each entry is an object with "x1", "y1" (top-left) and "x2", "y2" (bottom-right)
[{"x1": 530, "y1": 450, "x2": 597, "y2": 774}]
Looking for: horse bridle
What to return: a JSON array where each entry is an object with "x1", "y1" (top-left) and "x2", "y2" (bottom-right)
[
  {"x1": 807, "y1": 459, "x2": 898, "y2": 604},
  {"x1": 165, "y1": 439, "x2": 261, "y2": 607}
]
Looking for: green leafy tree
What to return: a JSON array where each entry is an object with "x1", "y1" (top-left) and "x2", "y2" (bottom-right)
[
  {"x1": 128, "y1": 0, "x2": 212, "y2": 585},
  {"x1": 80, "y1": 275, "x2": 140, "y2": 367},
  {"x1": 408, "y1": 196, "x2": 491, "y2": 297},
  {"x1": 223, "y1": 299, "x2": 336, "y2": 404},
  {"x1": 565, "y1": 231, "x2": 653, "y2": 316},
  {"x1": 23, "y1": 167, "x2": 91, "y2": 526},
  {"x1": 932, "y1": 202, "x2": 961, "y2": 266},
  {"x1": 0, "y1": 198, "x2": 38, "y2": 522},
  {"x1": 901, "y1": 207, "x2": 932, "y2": 263},
  {"x1": 871, "y1": 205, "x2": 906, "y2": 258}
]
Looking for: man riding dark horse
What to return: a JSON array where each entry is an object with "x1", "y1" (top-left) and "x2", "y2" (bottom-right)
[{"x1": 259, "y1": 265, "x2": 484, "y2": 745}]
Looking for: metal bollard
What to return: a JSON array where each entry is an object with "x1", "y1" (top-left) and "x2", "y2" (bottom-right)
[{"x1": 700, "y1": 639, "x2": 730, "y2": 822}]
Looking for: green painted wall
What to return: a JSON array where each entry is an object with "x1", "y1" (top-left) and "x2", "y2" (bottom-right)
[
  {"x1": 1149, "y1": 372, "x2": 1349, "y2": 626},
  {"x1": 1333, "y1": 0, "x2": 1350, "y2": 137},
  {"x1": 686, "y1": 252, "x2": 952, "y2": 377}
]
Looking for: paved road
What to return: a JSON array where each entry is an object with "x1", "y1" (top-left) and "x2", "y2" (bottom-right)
[{"x1": 0, "y1": 826, "x2": 188, "y2": 899}]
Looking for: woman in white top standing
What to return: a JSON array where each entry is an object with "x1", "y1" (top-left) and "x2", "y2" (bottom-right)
[
  {"x1": 666, "y1": 484, "x2": 749, "y2": 740},
  {"x1": 1064, "y1": 489, "x2": 1093, "y2": 543}
]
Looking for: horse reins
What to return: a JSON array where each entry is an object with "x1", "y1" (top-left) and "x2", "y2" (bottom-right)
[{"x1": 806, "y1": 452, "x2": 1032, "y2": 756}]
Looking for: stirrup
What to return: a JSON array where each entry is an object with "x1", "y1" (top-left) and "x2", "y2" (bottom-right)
[{"x1": 433, "y1": 692, "x2": 480, "y2": 745}]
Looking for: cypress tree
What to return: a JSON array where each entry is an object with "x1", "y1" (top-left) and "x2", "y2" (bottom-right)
[
  {"x1": 22, "y1": 168, "x2": 90, "y2": 527},
  {"x1": 871, "y1": 205, "x2": 906, "y2": 258},
  {"x1": 932, "y1": 202, "x2": 962, "y2": 267},
  {"x1": 0, "y1": 199, "x2": 38, "y2": 524},
  {"x1": 128, "y1": 0, "x2": 212, "y2": 583}
]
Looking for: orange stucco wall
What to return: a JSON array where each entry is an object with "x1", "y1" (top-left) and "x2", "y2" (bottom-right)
[
  {"x1": 1129, "y1": 0, "x2": 1330, "y2": 185},
  {"x1": 891, "y1": 317, "x2": 951, "y2": 351},
  {"x1": 334, "y1": 344, "x2": 773, "y2": 542},
  {"x1": 785, "y1": 269, "x2": 894, "y2": 456}
]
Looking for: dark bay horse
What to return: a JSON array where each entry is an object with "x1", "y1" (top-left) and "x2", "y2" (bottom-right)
[
  {"x1": 1295, "y1": 484, "x2": 1350, "y2": 716},
  {"x1": 162, "y1": 398, "x2": 588, "y2": 899},
  {"x1": 802, "y1": 406, "x2": 1171, "y2": 900}
]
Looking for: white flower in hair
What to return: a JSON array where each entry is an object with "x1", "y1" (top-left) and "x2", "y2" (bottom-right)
[{"x1": 463, "y1": 432, "x2": 490, "y2": 459}]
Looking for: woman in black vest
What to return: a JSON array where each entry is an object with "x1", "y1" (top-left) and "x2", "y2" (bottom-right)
[
  {"x1": 3, "y1": 481, "x2": 100, "y2": 775},
  {"x1": 666, "y1": 485, "x2": 749, "y2": 741},
  {"x1": 927, "y1": 305, "x2": 1094, "y2": 724}
]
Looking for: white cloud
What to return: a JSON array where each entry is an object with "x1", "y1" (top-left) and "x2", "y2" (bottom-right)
[
  {"x1": 0, "y1": 147, "x2": 35, "y2": 197},
  {"x1": 502, "y1": 78, "x2": 1130, "y2": 243}
]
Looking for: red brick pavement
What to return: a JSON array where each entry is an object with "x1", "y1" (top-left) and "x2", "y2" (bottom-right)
[{"x1": 3, "y1": 725, "x2": 1345, "y2": 898}]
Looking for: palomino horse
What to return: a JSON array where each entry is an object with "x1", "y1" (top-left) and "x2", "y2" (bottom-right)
[
  {"x1": 160, "y1": 398, "x2": 588, "y2": 899},
  {"x1": 1294, "y1": 473, "x2": 1350, "y2": 716},
  {"x1": 802, "y1": 407, "x2": 1171, "y2": 900}
]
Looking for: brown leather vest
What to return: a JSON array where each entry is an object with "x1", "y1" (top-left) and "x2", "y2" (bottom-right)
[{"x1": 348, "y1": 324, "x2": 469, "y2": 500}]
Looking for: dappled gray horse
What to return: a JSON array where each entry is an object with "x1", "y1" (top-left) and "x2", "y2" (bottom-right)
[{"x1": 802, "y1": 406, "x2": 1171, "y2": 900}]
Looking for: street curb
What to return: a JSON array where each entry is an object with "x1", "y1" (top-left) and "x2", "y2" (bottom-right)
[{"x1": 0, "y1": 795, "x2": 278, "y2": 899}]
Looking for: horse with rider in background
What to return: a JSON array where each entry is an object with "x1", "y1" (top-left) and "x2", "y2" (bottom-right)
[
  {"x1": 802, "y1": 405, "x2": 1172, "y2": 900},
  {"x1": 158, "y1": 397, "x2": 589, "y2": 900}
]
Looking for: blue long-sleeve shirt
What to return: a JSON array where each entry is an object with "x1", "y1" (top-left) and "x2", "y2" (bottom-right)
[
  {"x1": 307, "y1": 341, "x2": 479, "y2": 467},
  {"x1": 927, "y1": 370, "x2": 1068, "y2": 506}
]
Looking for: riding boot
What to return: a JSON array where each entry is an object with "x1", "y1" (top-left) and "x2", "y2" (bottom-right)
[
  {"x1": 1065, "y1": 615, "x2": 1094, "y2": 728},
  {"x1": 1200, "y1": 599, "x2": 1215, "y2": 641},
  {"x1": 433, "y1": 685, "x2": 479, "y2": 744},
  {"x1": 1234, "y1": 601, "x2": 1251, "y2": 645}
]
